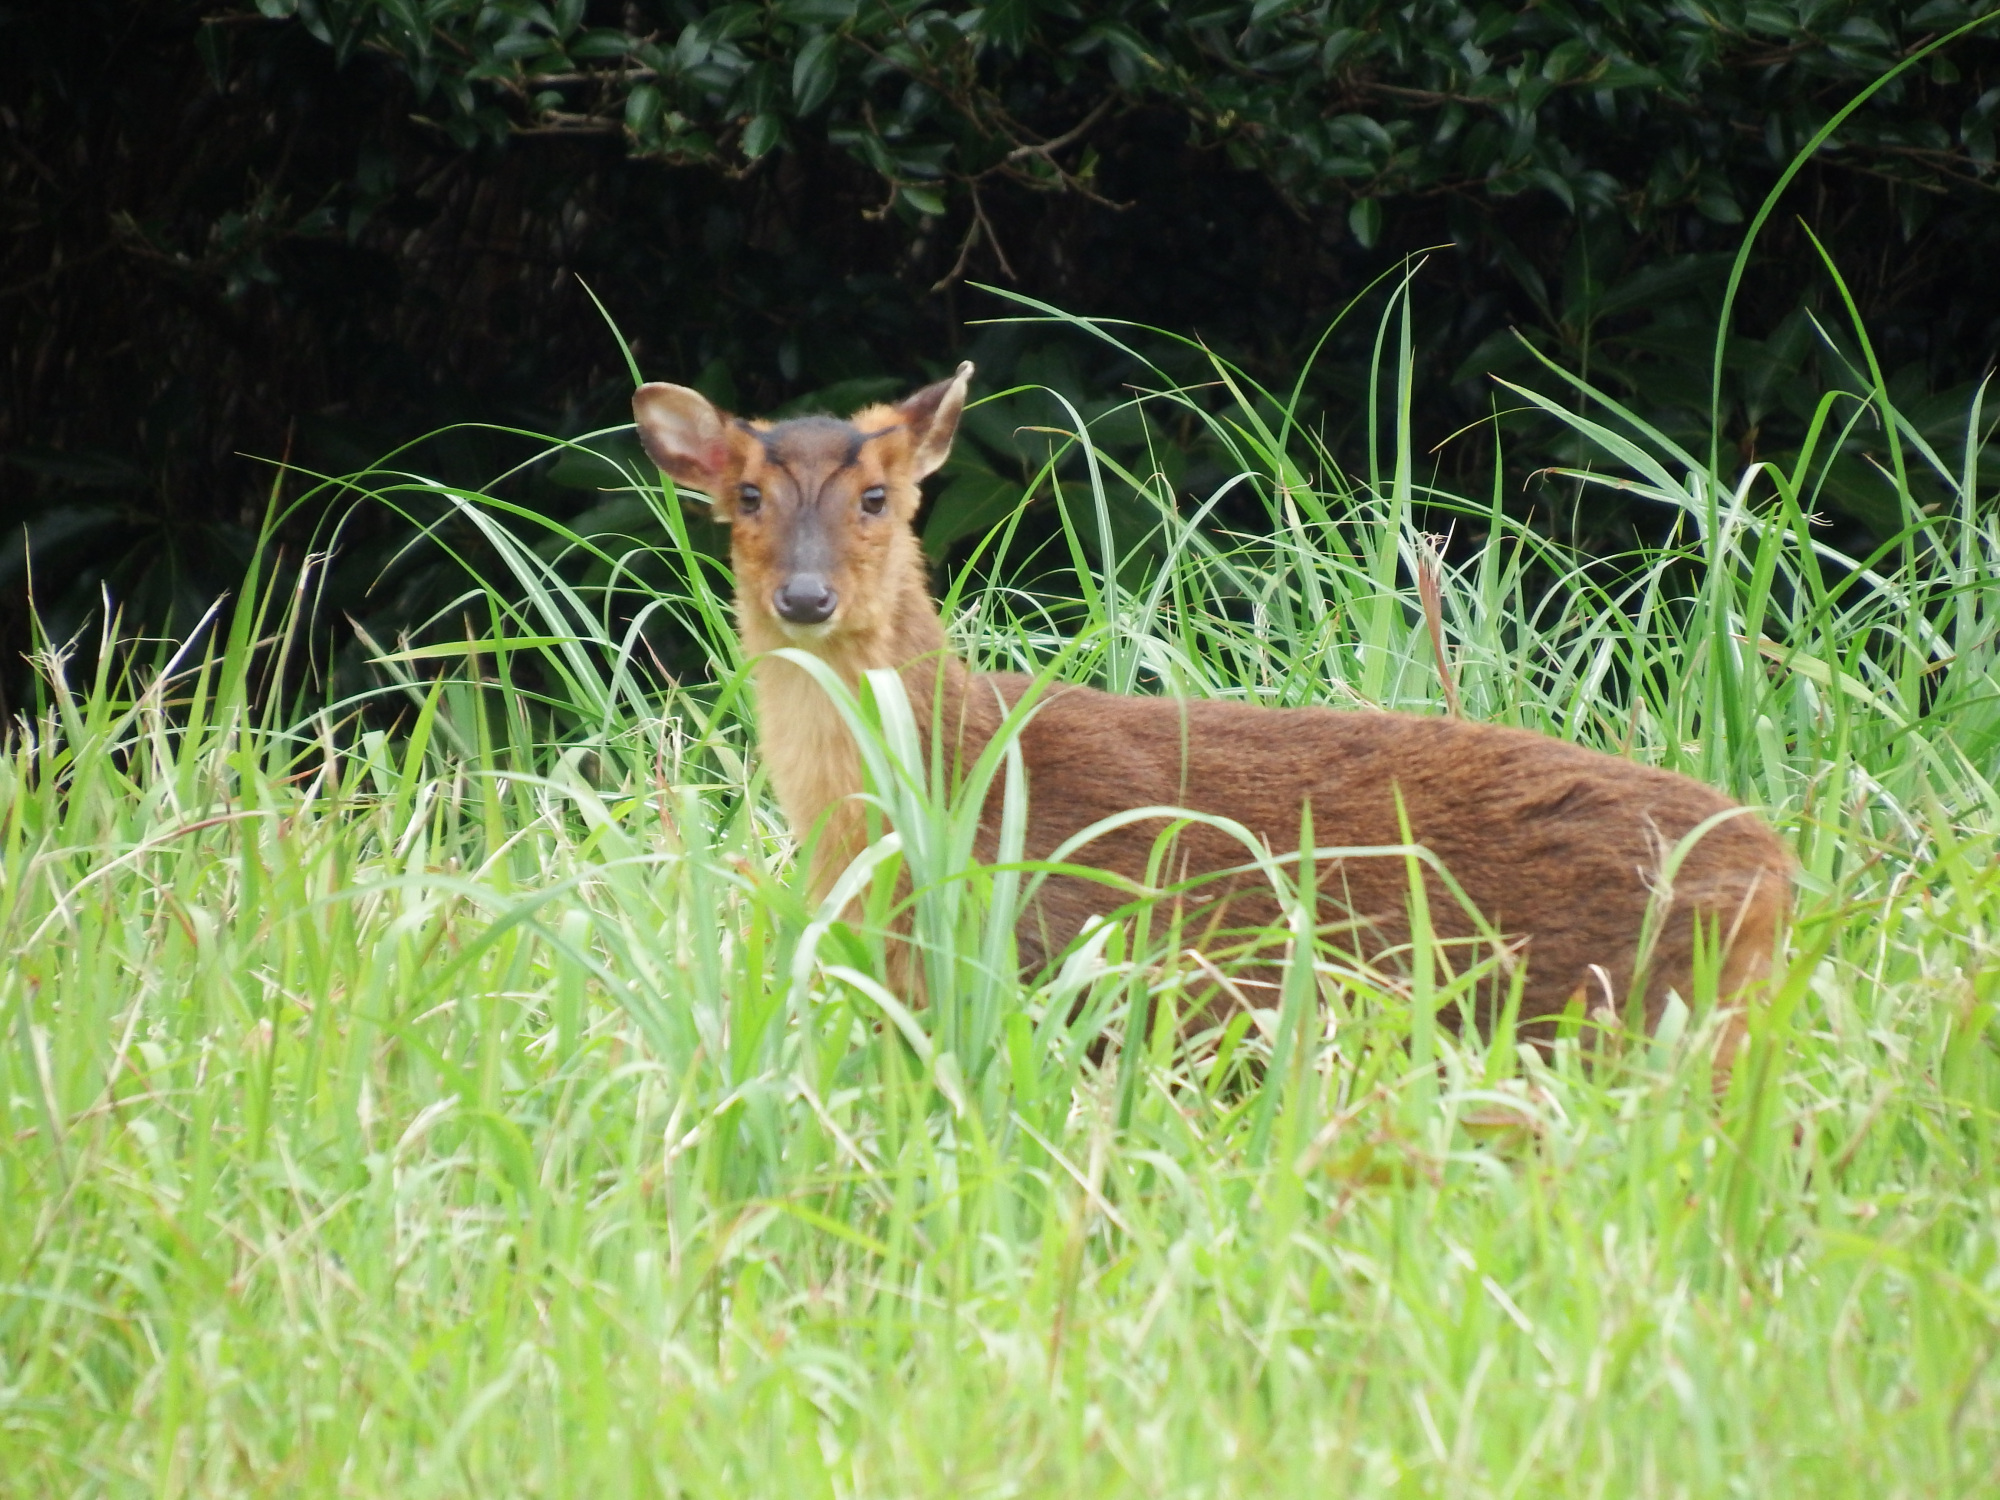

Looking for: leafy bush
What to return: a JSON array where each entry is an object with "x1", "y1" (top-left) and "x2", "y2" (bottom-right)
[
  {"x1": 289, "y1": 1, "x2": 1998, "y2": 238},
  {"x1": 164, "y1": 2, "x2": 2000, "y2": 490}
]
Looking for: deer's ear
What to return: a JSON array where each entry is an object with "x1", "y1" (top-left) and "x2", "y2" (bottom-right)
[
  {"x1": 633, "y1": 383, "x2": 731, "y2": 493},
  {"x1": 894, "y1": 361, "x2": 974, "y2": 479}
]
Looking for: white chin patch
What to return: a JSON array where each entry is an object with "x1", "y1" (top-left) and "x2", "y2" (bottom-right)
[{"x1": 775, "y1": 616, "x2": 838, "y2": 643}]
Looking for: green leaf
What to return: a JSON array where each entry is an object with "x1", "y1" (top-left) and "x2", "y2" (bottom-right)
[
  {"x1": 1525, "y1": 168, "x2": 1576, "y2": 211},
  {"x1": 792, "y1": 32, "x2": 841, "y2": 116},
  {"x1": 743, "y1": 112, "x2": 782, "y2": 159},
  {"x1": 1595, "y1": 60, "x2": 1666, "y2": 90},
  {"x1": 1318, "y1": 28, "x2": 1363, "y2": 72},
  {"x1": 1473, "y1": 7, "x2": 1517, "y2": 45},
  {"x1": 1697, "y1": 190, "x2": 1743, "y2": 224},
  {"x1": 1910, "y1": 0, "x2": 1972, "y2": 24},
  {"x1": 570, "y1": 29, "x2": 632, "y2": 59},
  {"x1": 491, "y1": 34, "x2": 549, "y2": 63},
  {"x1": 1543, "y1": 39, "x2": 1591, "y2": 82},
  {"x1": 901, "y1": 183, "x2": 947, "y2": 217},
  {"x1": 1348, "y1": 196, "x2": 1382, "y2": 249},
  {"x1": 624, "y1": 83, "x2": 661, "y2": 136},
  {"x1": 922, "y1": 471, "x2": 1025, "y2": 555},
  {"x1": 775, "y1": 0, "x2": 858, "y2": 21},
  {"x1": 1744, "y1": 3, "x2": 1798, "y2": 37},
  {"x1": 547, "y1": 435, "x2": 648, "y2": 490},
  {"x1": 1591, "y1": 253, "x2": 1732, "y2": 319},
  {"x1": 982, "y1": 0, "x2": 1043, "y2": 46},
  {"x1": 1834, "y1": 16, "x2": 1896, "y2": 48}
]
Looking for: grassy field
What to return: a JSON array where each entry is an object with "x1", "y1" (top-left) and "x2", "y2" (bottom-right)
[{"x1": 5, "y1": 308, "x2": 1999, "y2": 1497}]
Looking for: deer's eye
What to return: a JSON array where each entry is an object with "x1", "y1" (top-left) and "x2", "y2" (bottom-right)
[
  {"x1": 738, "y1": 483, "x2": 762, "y2": 514},
  {"x1": 860, "y1": 486, "x2": 887, "y2": 515}
]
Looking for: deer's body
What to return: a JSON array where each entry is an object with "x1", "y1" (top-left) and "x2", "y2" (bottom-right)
[{"x1": 635, "y1": 365, "x2": 1790, "y2": 1037}]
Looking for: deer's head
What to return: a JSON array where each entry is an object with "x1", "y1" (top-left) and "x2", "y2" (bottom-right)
[{"x1": 632, "y1": 363, "x2": 972, "y2": 653}]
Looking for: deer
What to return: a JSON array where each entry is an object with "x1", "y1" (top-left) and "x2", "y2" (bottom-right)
[{"x1": 631, "y1": 362, "x2": 1791, "y2": 1053}]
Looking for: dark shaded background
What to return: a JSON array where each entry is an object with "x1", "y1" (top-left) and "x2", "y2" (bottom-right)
[{"x1": 4, "y1": 1, "x2": 1997, "y2": 719}]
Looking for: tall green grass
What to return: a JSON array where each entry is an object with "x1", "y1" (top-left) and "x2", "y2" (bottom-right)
[{"x1": 4, "y1": 292, "x2": 1998, "y2": 1495}]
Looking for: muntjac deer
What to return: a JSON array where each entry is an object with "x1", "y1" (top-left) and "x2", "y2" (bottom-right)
[{"x1": 633, "y1": 363, "x2": 1790, "y2": 1046}]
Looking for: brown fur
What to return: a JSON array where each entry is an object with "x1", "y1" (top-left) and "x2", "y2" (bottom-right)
[{"x1": 634, "y1": 365, "x2": 1791, "y2": 1046}]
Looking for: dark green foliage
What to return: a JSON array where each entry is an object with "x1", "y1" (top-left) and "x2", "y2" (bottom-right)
[
  {"x1": 4, "y1": 0, "x2": 1997, "y2": 714},
  {"x1": 293, "y1": 2, "x2": 1999, "y2": 240},
  {"x1": 283, "y1": 0, "x2": 2000, "y2": 540}
]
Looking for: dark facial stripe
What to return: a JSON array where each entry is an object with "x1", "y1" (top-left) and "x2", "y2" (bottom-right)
[
  {"x1": 831, "y1": 424, "x2": 902, "y2": 469},
  {"x1": 734, "y1": 417, "x2": 904, "y2": 507}
]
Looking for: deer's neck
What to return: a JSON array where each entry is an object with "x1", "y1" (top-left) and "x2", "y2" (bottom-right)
[{"x1": 740, "y1": 552, "x2": 972, "y2": 897}]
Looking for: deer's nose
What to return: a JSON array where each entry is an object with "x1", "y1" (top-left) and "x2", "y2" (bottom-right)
[{"x1": 773, "y1": 574, "x2": 838, "y2": 625}]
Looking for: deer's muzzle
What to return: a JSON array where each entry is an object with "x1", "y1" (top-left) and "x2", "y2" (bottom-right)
[{"x1": 774, "y1": 573, "x2": 838, "y2": 625}]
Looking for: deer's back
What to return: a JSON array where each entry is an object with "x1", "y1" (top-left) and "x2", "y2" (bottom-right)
[{"x1": 963, "y1": 673, "x2": 1789, "y2": 1025}]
